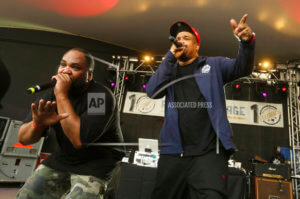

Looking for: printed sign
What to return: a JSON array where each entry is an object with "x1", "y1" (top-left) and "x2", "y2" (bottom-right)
[
  {"x1": 123, "y1": 92, "x2": 284, "y2": 128},
  {"x1": 226, "y1": 100, "x2": 284, "y2": 128},
  {"x1": 123, "y1": 92, "x2": 165, "y2": 117}
]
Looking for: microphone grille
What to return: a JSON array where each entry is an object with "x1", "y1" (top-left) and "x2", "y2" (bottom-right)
[{"x1": 168, "y1": 36, "x2": 175, "y2": 42}]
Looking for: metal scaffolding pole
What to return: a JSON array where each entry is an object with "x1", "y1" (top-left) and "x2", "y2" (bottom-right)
[
  {"x1": 286, "y1": 68, "x2": 300, "y2": 198},
  {"x1": 113, "y1": 57, "x2": 128, "y2": 111}
]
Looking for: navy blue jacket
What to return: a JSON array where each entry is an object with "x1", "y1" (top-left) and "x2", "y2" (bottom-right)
[{"x1": 146, "y1": 41, "x2": 255, "y2": 154}]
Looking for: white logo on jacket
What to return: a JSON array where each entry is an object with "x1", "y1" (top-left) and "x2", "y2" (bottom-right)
[{"x1": 201, "y1": 64, "x2": 211, "y2": 73}]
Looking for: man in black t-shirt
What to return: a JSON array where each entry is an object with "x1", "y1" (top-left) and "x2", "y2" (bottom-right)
[{"x1": 17, "y1": 48, "x2": 124, "y2": 199}]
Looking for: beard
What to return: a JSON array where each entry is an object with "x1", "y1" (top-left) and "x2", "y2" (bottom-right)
[
  {"x1": 69, "y1": 74, "x2": 88, "y2": 96},
  {"x1": 178, "y1": 52, "x2": 190, "y2": 62}
]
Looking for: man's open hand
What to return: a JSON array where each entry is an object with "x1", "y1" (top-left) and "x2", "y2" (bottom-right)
[{"x1": 32, "y1": 99, "x2": 69, "y2": 128}]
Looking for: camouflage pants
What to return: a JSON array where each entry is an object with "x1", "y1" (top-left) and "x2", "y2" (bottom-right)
[{"x1": 16, "y1": 164, "x2": 108, "y2": 199}]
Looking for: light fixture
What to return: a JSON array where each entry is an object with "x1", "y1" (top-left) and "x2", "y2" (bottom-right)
[
  {"x1": 262, "y1": 92, "x2": 268, "y2": 98},
  {"x1": 255, "y1": 82, "x2": 268, "y2": 101},
  {"x1": 256, "y1": 59, "x2": 274, "y2": 72},
  {"x1": 144, "y1": 56, "x2": 151, "y2": 62}
]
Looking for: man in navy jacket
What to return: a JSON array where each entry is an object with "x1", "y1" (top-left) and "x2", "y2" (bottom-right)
[{"x1": 147, "y1": 14, "x2": 255, "y2": 199}]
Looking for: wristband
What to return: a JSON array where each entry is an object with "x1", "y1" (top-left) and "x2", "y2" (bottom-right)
[
  {"x1": 248, "y1": 32, "x2": 255, "y2": 44},
  {"x1": 32, "y1": 121, "x2": 45, "y2": 130},
  {"x1": 237, "y1": 32, "x2": 256, "y2": 44}
]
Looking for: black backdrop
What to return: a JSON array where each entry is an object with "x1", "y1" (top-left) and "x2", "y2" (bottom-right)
[{"x1": 0, "y1": 28, "x2": 289, "y2": 162}]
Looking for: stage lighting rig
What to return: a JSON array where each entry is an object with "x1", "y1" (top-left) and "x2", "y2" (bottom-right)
[
  {"x1": 144, "y1": 55, "x2": 154, "y2": 62},
  {"x1": 256, "y1": 59, "x2": 275, "y2": 72}
]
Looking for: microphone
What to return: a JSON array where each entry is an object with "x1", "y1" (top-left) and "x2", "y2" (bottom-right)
[
  {"x1": 27, "y1": 79, "x2": 57, "y2": 94},
  {"x1": 169, "y1": 36, "x2": 183, "y2": 48}
]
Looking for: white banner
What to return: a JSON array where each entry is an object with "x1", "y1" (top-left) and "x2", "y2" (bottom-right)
[
  {"x1": 226, "y1": 100, "x2": 284, "y2": 128},
  {"x1": 123, "y1": 92, "x2": 165, "y2": 117},
  {"x1": 123, "y1": 92, "x2": 284, "y2": 128}
]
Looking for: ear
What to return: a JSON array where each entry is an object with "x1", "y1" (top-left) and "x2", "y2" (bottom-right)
[
  {"x1": 196, "y1": 45, "x2": 200, "y2": 51},
  {"x1": 87, "y1": 70, "x2": 93, "y2": 82}
]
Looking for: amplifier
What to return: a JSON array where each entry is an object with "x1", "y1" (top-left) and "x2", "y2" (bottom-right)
[
  {"x1": 0, "y1": 120, "x2": 44, "y2": 182},
  {"x1": 251, "y1": 177, "x2": 293, "y2": 199},
  {"x1": 252, "y1": 163, "x2": 290, "y2": 180}
]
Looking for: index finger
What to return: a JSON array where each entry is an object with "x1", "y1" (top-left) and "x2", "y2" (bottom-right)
[{"x1": 239, "y1": 14, "x2": 248, "y2": 24}]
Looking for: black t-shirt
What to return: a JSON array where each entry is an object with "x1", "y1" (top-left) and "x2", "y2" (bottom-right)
[
  {"x1": 174, "y1": 59, "x2": 216, "y2": 156},
  {"x1": 23, "y1": 81, "x2": 124, "y2": 179}
]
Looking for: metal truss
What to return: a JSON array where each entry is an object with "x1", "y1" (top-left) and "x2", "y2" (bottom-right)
[
  {"x1": 285, "y1": 69, "x2": 300, "y2": 198},
  {"x1": 109, "y1": 56, "x2": 158, "y2": 110},
  {"x1": 237, "y1": 70, "x2": 287, "y2": 84}
]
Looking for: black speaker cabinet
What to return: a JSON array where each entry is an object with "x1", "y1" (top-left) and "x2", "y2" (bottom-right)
[
  {"x1": 251, "y1": 177, "x2": 293, "y2": 199},
  {"x1": 115, "y1": 163, "x2": 156, "y2": 199}
]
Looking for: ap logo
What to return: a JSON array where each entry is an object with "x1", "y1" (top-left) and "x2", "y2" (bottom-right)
[{"x1": 88, "y1": 93, "x2": 105, "y2": 115}]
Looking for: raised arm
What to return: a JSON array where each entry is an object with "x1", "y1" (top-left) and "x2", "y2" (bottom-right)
[{"x1": 220, "y1": 14, "x2": 256, "y2": 84}]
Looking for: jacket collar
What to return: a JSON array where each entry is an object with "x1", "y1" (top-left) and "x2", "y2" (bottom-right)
[{"x1": 175, "y1": 56, "x2": 207, "y2": 68}]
